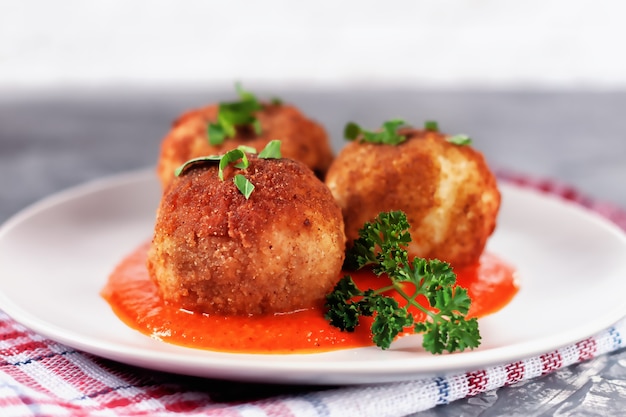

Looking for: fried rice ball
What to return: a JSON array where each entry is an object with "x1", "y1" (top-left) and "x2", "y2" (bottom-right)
[
  {"x1": 325, "y1": 128, "x2": 500, "y2": 268},
  {"x1": 147, "y1": 155, "x2": 346, "y2": 316},
  {"x1": 156, "y1": 102, "x2": 334, "y2": 188}
]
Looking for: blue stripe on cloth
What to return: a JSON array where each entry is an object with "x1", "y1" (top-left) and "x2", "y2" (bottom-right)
[
  {"x1": 300, "y1": 393, "x2": 331, "y2": 417},
  {"x1": 71, "y1": 383, "x2": 144, "y2": 402},
  {"x1": 7, "y1": 349, "x2": 78, "y2": 367},
  {"x1": 609, "y1": 327, "x2": 623, "y2": 350},
  {"x1": 434, "y1": 377, "x2": 450, "y2": 405}
]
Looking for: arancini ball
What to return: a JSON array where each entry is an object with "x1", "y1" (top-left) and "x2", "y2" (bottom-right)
[
  {"x1": 325, "y1": 125, "x2": 500, "y2": 268},
  {"x1": 147, "y1": 153, "x2": 346, "y2": 316},
  {"x1": 156, "y1": 95, "x2": 333, "y2": 189}
]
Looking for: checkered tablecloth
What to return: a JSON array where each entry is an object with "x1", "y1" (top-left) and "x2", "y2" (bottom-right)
[{"x1": 1, "y1": 174, "x2": 625, "y2": 417}]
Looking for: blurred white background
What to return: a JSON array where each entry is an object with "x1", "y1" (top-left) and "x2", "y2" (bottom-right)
[
  {"x1": 2, "y1": 0, "x2": 626, "y2": 215},
  {"x1": 1, "y1": 0, "x2": 625, "y2": 90}
]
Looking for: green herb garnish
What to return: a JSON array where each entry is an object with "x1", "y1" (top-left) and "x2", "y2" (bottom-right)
[
  {"x1": 343, "y1": 119, "x2": 408, "y2": 145},
  {"x1": 424, "y1": 121, "x2": 472, "y2": 146},
  {"x1": 447, "y1": 134, "x2": 472, "y2": 146},
  {"x1": 233, "y1": 174, "x2": 255, "y2": 199},
  {"x1": 174, "y1": 141, "x2": 282, "y2": 199},
  {"x1": 174, "y1": 155, "x2": 222, "y2": 177},
  {"x1": 258, "y1": 139, "x2": 282, "y2": 159},
  {"x1": 325, "y1": 211, "x2": 481, "y2": 354},
  {"x1": 218, "y1": 148, "x2": 250, "y2": 180},
  {"x1": 207, "y1": 83, "x2": 264, "y2": 146},
  {"x1": 424, "y1": 120, "x2": 439, "y2": 132}
]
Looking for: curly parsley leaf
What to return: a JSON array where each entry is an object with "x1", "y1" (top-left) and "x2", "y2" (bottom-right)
[
  {"x1": 324, "y1": 211, "x2": 481, "y2": 354},
  {"x1": 325, "y1": 276, "x2": 364, "y2": 331},
  {"x1": 343, "y1": 119, "x2": 408, "y2": 145},
  {"x1": 416, "y1": 314, "x2": 480, "y2": 354},
  {"x1": 370, "y1": 296, "x2": 413, "y2": 349},
  {"x1": 207, "y1": 83, "x2": 264, "y2": 146},
  {"x1": 344, "y1": 210, "x2": 411, "y2": 273}
]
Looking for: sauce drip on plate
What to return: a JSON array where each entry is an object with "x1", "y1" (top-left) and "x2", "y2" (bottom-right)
[{"x1": 101, "y1": 242, "x2": 518, "y2": 354}]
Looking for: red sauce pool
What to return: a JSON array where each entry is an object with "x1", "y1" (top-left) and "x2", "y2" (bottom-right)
[{"x1": 101, "y1": 243, "x2": 518, "y2": 354}]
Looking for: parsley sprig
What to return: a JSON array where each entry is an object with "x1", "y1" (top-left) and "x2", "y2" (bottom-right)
[
  {"x1": 325, "y1": 211, "x2": 481, "y2": 354},
  {"x1": 174, "y1": 140, "x2": 282, "y2": 199},
  {"x1": 207, "y1": 84, "x2": 264, "y2": 146},
  {"x1": 344, "y1": 119, "x2": 408, "y2": 145}
]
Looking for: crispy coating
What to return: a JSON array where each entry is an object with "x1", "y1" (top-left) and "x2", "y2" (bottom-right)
[
  {"x1": 325, "y1": 128, "x2": 500, "y2": 268},
  {"x1": 156, "y1": 103, "x2": 334, "y2": 188},
  {"x1": 147, "y1": 156, "x2": 346, "y2": 316}
]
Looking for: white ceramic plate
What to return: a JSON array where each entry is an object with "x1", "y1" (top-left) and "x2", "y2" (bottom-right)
[{"x1": 1, "y1": 170, "x2": 625, "y2": 385}]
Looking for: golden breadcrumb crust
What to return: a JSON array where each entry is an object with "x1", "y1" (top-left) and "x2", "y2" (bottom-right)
[
  {"x1": 147, "y1": 156, "x2": 346, "y2": 315},
  {"x1": 156, "y1": 103, "x2": 334, "y2": 188}
]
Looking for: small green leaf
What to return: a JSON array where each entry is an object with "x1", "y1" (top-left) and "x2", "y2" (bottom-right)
[
  {"x1": 219, "y1": 149, "x2": 248, "y2": 180},
  {"x1": 424, "y1": 120, "x2": 439, "y2": 132},
  {"x1": 382, "y1": 119, "x2": 406, "y2": 134},
  {"x1": 207, "y1": 83, "x2": 264, "y2": 146},
  {"x1": 344, "y1": 122, "x2": 361, "y2": 141},
  {"x1": 174, "y1": 155, "x2": 222, "y2": 176},
  {"x1": 218, "y1": 112, "x2": 237, "y2": 137},
  {"x1": 235, "y1": 82, "x2": 255, "y2": 101},
  {"x1": 447, "y1": 134, "x2": 472, "y2": 146},
  {"x1": 258, "y1": 140, "x2": 282, "y2": 159},
  {"x1": 233, "y1": 146, "x2": 257, "y2": 168},
  {"x1": 237, "y1": 145, "x2": 258, "y2": 154},
  {"x1": 343, "y1": 119, "x2": 408, "y2": 145},
  {"x1": 175, "y1": 146, "x2": 259, "y2": 199},
  {"x1": 233, "y1": 174, "x2": 255, "y2": 199},
  {"x1": 252, "y1": 119, "x2": 262, "y2": 135},
  {"x1": 208, "y1": 123, "x2": 227, "y2": 145},
  {"x1": 387, "y1": 123, "x2": 407, "y2": 144}
]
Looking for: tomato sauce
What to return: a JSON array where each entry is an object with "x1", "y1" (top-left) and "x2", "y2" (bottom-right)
[{"x1": 101, "y1": 242, "x2": 518, "y2": 354}]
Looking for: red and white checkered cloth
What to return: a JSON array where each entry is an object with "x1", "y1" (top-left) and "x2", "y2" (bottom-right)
[{"x1": 1, "y1": 174, "x2": 625, "y2": 417}]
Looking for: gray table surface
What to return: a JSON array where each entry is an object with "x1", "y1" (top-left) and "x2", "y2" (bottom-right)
[{"x1": 1, "y1": 87, "x2": 625, "y2": 416}]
